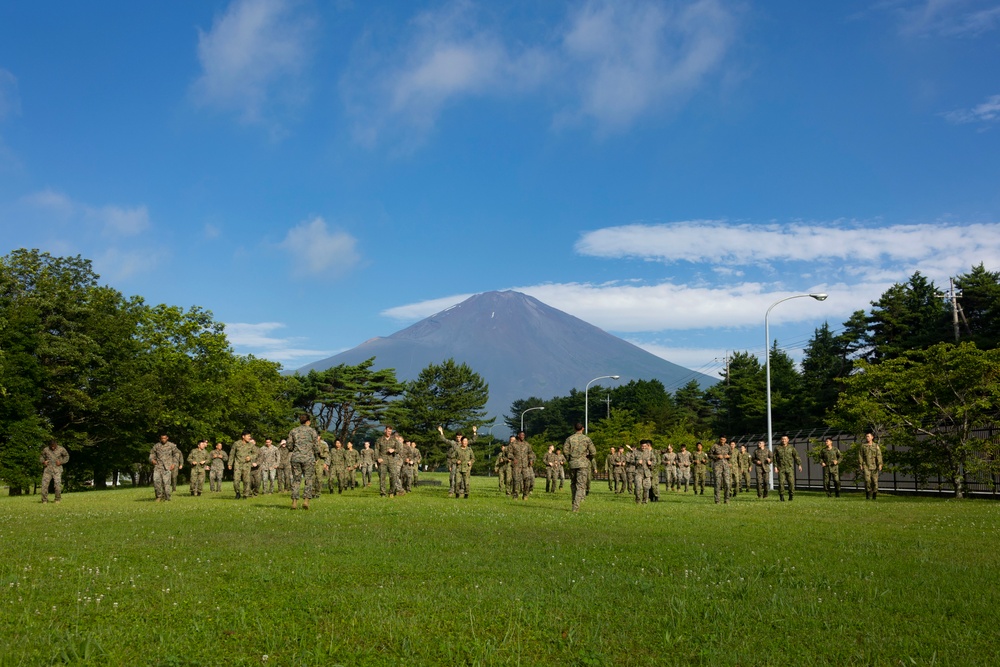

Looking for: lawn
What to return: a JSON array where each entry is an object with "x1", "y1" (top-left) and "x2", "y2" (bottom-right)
[{"x1": 1, "y1": 475, "x2": 997, "y2": 666}]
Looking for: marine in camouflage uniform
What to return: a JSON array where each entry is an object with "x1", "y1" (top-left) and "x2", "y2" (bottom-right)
[
  {"x1": 524, "y1": 440, "x2": 537, "y2": 497},
  {"x1": 736, "y1": 445, "x2": 751, "y2": 493},
  {"x1": 709, "y1": 436, "x2": 732, "y2": 504},
  {"x1": 276, "y1": 440, "x2": 291, "y2": 492},
  {"x1": 454, "y1": 438, "x2": 475, "y2": 498},
  {"x1": 564, "y1": 424, "x2": 596, "y2": 512},
  {"x1": 624, "y1": 446, "x2": 637, "y2": 494},
  {"x1": 248, "y1": 441, "x2": 262, "y2": 497},
  {"x1": 328, "y1": 440, "x2": 348, "y2": 494},
  {"x1": 150, "y1": 435, "x2": 181, "y2": 501},
  {"x1": 259, "y1": 439, "x2": 280, "y2": 494},
  {"x1": 170, "y1": 445, "x2": 183, "y2": 493},
  {"x1": 543, "y1": 445, "x2": 559, "y2": 493},
  {"x1": 728, "y1": 442, "x2": 740, "y2": 498},
  {"x1": 400, "y1": 441, "x2": 417, "y2": 493},
  {"x1": 229, "y1": 432, "x2": 256, "y2": 500},
  {"x1": 388, "y1": 434, "x2": 407, "y2": 496},
  {"x1": 556, "y1": 449, "x2": 566, "y2": 490},
  {"x1": 375, "y1": 429, "x2": 400, "y2": 497},
  {"x1": 677, "y1": 445, "x2": 692, "y2": 492},
  {"x1": 692, "y1": 443, "x2": 709, "y2": 495},
  {"x1": 773, "y1": 436, "x2": 802, "y2": 502},
  {"x1": 345, "y1": 442, "x2": 360, "y2": 490},
  {"x1": 751, "y1": 441, "x2": 770, "y2": 498},
  {"x1": 819, "y1": 438, "x2": 842, "y2": 498},
  {"x1": 612, "y1": 448, "x2": 627, "y2": 493},
  {"x1": 663, "y1": 445, "x2": 679, "y2": 492},
  {"x1": 313, "y1": 438, "x2": 330, "y2": 498},
  {"x1": 287, "y1": 415, "x2": 320, "y2": 509},
  {"x1": 438, "y1": 427, "x2": 462, "y2": 497},
  {"x1": 360, "y1": 442, "x2": 376, "y2": 487},
  {"x1": 39, "y1": 440, "x2": 70, "y2": 503},
  {"x1": 604, "y1": 448, "x2": 616, "y2": 491},
  {"x1": 187, "y1": 440, "x2": 210, "y2": 496},
  {"x1": 507, "y1": 435, "x2": 531, "y2": 500},
  {"x1": 633, "y1": 441, "x2": 656, "y2": 505},
  {"x1": 209, "y1": 442, "x2": 228, "y2": 492},
  {"x1": 858, "y1": 432, "x2": 883, "y2": 500},
  {"x1": 494, "y1": 445, "x2": 510, "y2": 494}
]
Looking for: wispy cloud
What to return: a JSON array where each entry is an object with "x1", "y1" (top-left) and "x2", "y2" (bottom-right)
[
  {"x1": 943, "y1": 93, "x2": 1000, "y2": 125},
  {"x1": 881, "y1": 0, "x2": 1000, "y2": 37},
  {"x1": 278, "y1": 216, "x2": 360, "y2": 278},
  {"x1": 191, "y1": 0, "x2": 315, "y2": 128},
  {"x1": 21, "y1": 188, "x2": 153, "y2": 238},
  {"x1": 0, "y1": 68, "x2": 20, "y2": 121},
  {"x1": 225, "y1": 321, "x2": 334, "y2": 364}
]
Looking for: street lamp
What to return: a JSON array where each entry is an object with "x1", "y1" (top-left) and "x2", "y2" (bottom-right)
[
  {"x1": 765, "y1": 293, "x2": 827, "y2": 489},
  {"x1": 585, "y1": 375, "x2": 620, "y2": 434},
  {"x1": 520, "y1": 406, "x2": 545, "y2": 433}
]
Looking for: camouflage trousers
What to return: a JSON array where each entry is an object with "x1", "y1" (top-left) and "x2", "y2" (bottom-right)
[
  {"x1": 210, "y1": 467, "x2": 224, "y2": 492},
  {"x1": 41, "y1": 467, "x2": 64, "y2": 502},
  {"x1": 511, "y1": 466, "x2": 530, "y2": 499},
  {"x1": 289, "y1": 460, "x2": 315, "y2": 501},
  {"x1": 754, "y1": 466, "x2": 769, "y2": 497},
  {"x1": 626, "y1": 468, "x2": 635, "y2": 492},
  {"x1": 171, "y1": 467, "x2": 179, "y2": 492},
  {"x1": 693, "y1": 469, "x2": 706, "y2": 494},
  {"x1": 862, "y1": 468, "x2": 879, "y2": 497},
  {"x1": 329, "y1": 467, "x2": 347, "y2": 493},
  {"x1": 569, "y1": 467, "x2": 590, "y2": 512},
  {"x1": 276, "y1": 465, "x2": 290, "y2": 492},
  {"x1": 678, "y1": 467, "x2": 691, "y2": 491},
  {"x1": 777, "y1": 469, "x2": 795, "y2": 499},
  {"x1": 546, "y1": 467, "x2": 558, "y2": 493},
  {"x1": 456, "y1": 469, "x2": 471, "y2": 497},
  {"x1": 250, "y1": 466, "x2": 261, "y2": 496},
  {"x1": 153, "y1": 467, "x2": 172, "y2": 501},
  {"x1": 557, "y1": 467, "x2": 565, "y2": 489},
  {"x1": 737, "y1": 469, "x2": 751, "y2": 493},
  {"x1": 497, "y1": 465, "x2": 511, "y2": 493},
  {"x1": 189, "y1": 467, "x2": 206, "y2": 495},
  {"x1": 613, "y1": 468, "x2": 627, "y2": 493},
  {"x1": 823, "y1": 468, "x2": 840, "y2": 496},
  {"x1": 347, "y1": 467, "x2": 357, "y2": 489},
  {"x1": 388, "y1": 464, "x2": 403, "y2": 495},
  {"x1": 360, "y1": 464, "x2": 373, "y2": 487},
  {"x1": 665, "y1": 466, "x2": 678, "y2": 490},
  {"x1": 713, "y1": 464, "x2": 731, "y2": 504},
  {"x1": 232, "y1": 465, "x2": 251, "y2": 498},
  {"x1": 313, "y1": 462, "x2": 326, "y2": 497},
  {"x1": 401, "y1": 465, "x2": 415, "y2": 492},
  {"x1": 634, "y1": 472, "x2": 652, "y2": 504}
]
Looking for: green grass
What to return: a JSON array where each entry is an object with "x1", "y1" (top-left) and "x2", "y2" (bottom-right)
[{"x1": 1, "y1": 475, "x2": 998, "y2": 666}]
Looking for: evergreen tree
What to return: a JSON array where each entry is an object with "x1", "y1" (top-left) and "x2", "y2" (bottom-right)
[{"x1": 954, "y1": 263, "x2": 1000, "y2": 349}]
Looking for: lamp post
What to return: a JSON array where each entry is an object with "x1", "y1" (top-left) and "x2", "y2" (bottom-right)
[
  {"x1": 585, "y1": 375, "x2": 620, "y2": 434},
  {"x1": 765, "y1": 293, "x2": 827, "y2": 489},
  {"x1": 520, "y1": 406, "x2": 545, "y2": 433}
]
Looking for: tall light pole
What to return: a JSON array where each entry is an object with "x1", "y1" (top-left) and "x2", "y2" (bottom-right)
[
  {"x1": 585, "y1": 375, "x2": 620, "y2": 434},
  {"x1": 520, "y1": 406, "x2": 545, "y2": 433},
  {"x1": 765, "y1": 293, "x2": 827, "y2": 489}
]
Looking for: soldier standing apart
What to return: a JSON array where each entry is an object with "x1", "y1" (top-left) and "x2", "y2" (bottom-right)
[
  {"x1": 276, "y1": 439, "x2": 291, "y2": 492},
  {"x1": 819, "y1": 438, "x2": 842, "y2": 498},
  {"x1": 438, "y1": 427, "x2": 463, "y2": 497},
  {"x1": 287, "y1": 415, "x2": 319, "y2": 509},
  {"x1": 150, "y1": 434, "x2": 181, "y2": 502},
  {"x1": 360, "y1": 442, "x2": 376, "y2": 487},
  {"x1": 228, "y1": 431, "x2": 255, "y2": 500},
  {"x1": 209, "y1": 442, "x2": 228, "y2": 492},
  {"x1": 736, "y1": 445, "x2": 751, "y2": 494},
  {"x1": 677, "y1": 444, "x2": 692, "y2": 492},
  {"x1": 544, "y1": 445, "x2": 559, "y2": 493},
  {"x1": 709, "y1": 436, "x2": 732, "y2": 504},
  {"x1": 40, "y1": 439, "x2": 70, "y2": 503},
  {"x1": 345, "y1": 442, "x2": 360, "y2": 490},
  {"x1": 692, "y1": 443, "x2": 709, "y2": 495},
  {"x1": 773, "y1": 436, "x2": 802, "y2": 502},
  {"x1": 858, "y1": 432, "x2": 883, "y2": 500},
  {"x1": 633, "y1": 440, "x2": 656, "y2": 505},
  {"x1": 751, "y1": 441, "x2": 770, "y2": 498},
  {"x1": 556, "y1": 448, "x2": 566, "y2": 490},
  {"x1": 564, "y1": 423, "x2": 596, "y2": 513},
  {"x1": 663, "y1": 445, "x2": 679, "y2": 492},
  {"x1": 260, "y1": 438, "x2": 280, "y2": 494},
  {"x1": 455, "y1": 436, "x2": 475, "y2": 498},
  {"x1": 187, "y1": 440, "x2": 210, "y2": 496}
]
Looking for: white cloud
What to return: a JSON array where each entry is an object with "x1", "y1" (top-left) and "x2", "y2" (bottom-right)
[
  {"x1": 21, "y1": 188, "x2": 153, "y2": 237},
  {"x1": 944, "y1": 93, "x2": 1000, "y2": 124},
  {"x1": 278, "y1": 216, "x2": 360, "y2": 278},
  {"x1": 191, "y1": 0, "x2": 314, "y2": 125},
  {"x1": 225, "y1": 321, "x2": 334, "y2": 364},
  {"x1": 890, "y1": 0, "x2": 1000, "y2": 37},
  {"x1": 0, "y1": 68, "x2": 20, "y2": 121},
  {"x1": 20, "y1": 188, "x2": 75, "y2": 218},
  {"x1": 92, "y1": 204, "x2": 151, "y2": 237},
  {"x1": 92, "y1": 246, "x2": 167, "y2": 282}
]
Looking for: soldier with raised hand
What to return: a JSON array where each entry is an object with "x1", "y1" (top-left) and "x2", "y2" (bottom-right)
[
  {"x1": 662, "y1": 445, "x2": 679, "y2": 492},
  {"x1": 454, "y1": 436, "x2": 475, "y2": 498},
  {"x1": 287, "y1": 414, "x2": 320, "y2": 509},
  {"x1": 209, "y1": 442, "x2": 228, "y2": 492},
  {"x1": 819, "y1": 438, "x2": 842, "y2": 498},
  {"x1": 709, "y1": 436, "x2": 732, "y2": 504},
  {"x1": 676, "y1": 444, "x2": 692, "y2": 492},
  {"x1": 359, "y1": 441, "x2": 376, "y2": 488},
  {"x1": 328, "y1": 440, "x2": 348, "y2": 494},
  {"x1": 345, "y1": 442, "x2": 360, "y2": 490},
  {"x1": 437, "y1": 426, "x2": 462, "y2": 497},
  {"x1": 692, "y1": 443, "x2": 709, "y2": 495},
  {"x1": 633, "y1": 440, "x2": 656, "y2": 505},
  {"x1": 150, "y1": 434, "x2": 181, "y2": 502},
  {"x1": 858, "y1": 432, "x2": 883, "y2": 500},
  {"x1": 187, "y1": 440, "x2": 210, "y2": 496},
  {"x1": 39, "y1": 439, "x2": 70, "y2": 503},
  {"x1": 564, "y1": 423, "x2": 596, "y2": 513},
  {"x1": 773, "y1": 435, "x2": 802, "y2": 502},
  {"x1": 276, "y1": 439, "x2": 291, "y2": 492},
  {"x1": 228, "y1": 432, "x2": 255, "y2": 499},
  {"x1": 259, "y1": 438, "x2": 280, "y2": 494}
]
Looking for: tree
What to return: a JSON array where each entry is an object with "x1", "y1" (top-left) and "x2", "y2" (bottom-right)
[
  {"x1": 866, "y1": 272, "x2": 950, "y2": 362},
  {"x1": 707, "y1": 351, "x2": 765, "y2": 436},
  {"x1": 671, "y1": 380, "x2": 714, "y2": 435},
  {"x1": 800, "y1": 322, "x2": 853, "y2": 425},
  {"x1": 768, "y1": 342, "x2": 803, "y2": 432},
  {"x1": 954, "y1": 263, "x2": 1000, "y2": 349},
  {"x1": 829, "y1": 342, "x2": 1000, "y2": 498}
]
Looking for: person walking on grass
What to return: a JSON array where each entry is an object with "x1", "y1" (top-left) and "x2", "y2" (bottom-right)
[
  {"x1": 150, "y1": 434, "x2": 181, "y2": 502},
  {"x1": 187, "y1": 440, "x2": 210, "y2": 497},
  {"x1": 40, "y1": 439, "x2": 70, "y2": 503},
  {"x1": 820, "y1": 438, "x2": 842, "y2": 498},
  {"x1": 752, "y1": 441, "x2": 770, "y2": 498},
  {"x1": 287, "y1": 415, "x2": 319, "y2": 510},
  {"x1": 709, "y1": 436, "x2": 732, "y2": 505},
  {"x1": 692, "y1": 443, "x2": 709, "y2": 495},
  {"x1": 859, "y1": 432, "x2": 883, "y2": 500},
  {"x1": 229, "y1": 432, "x2": 255, "y2": 500},
  {"x1": 455, "y1": 436, "x2": 475, "y2": 498},
  {"x1": 564, "y1": 423, "x2": 596, "y2": 513},
  {"x1": 209, "y1": 442, "x2": 228, "y2": 493},
  {"x1": 773, "y1": 436, "x2": 802, "y2": 502}
]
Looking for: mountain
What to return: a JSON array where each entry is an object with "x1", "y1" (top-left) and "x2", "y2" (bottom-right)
[{"x1": 295, "y1": 290, "x2": 717, "y2": 423}]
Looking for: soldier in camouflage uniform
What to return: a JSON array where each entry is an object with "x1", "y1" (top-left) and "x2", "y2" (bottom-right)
[
  {"x1": 313, "y1": 437, "x2": 330, "y2": 498},
  {"x1": 611, "y1": 447, "x2": 626, "y2": 493},
  {"x1": 494, "y1": 444, "x2": 510, "y2": 494},
  {"x1": 542, "y1": 445, "x2": 559, "y2": 493},
  {"x1": 507, "y1": 435, "x2": 531, "y2": 500},
  {"x1": 375, "y1": 428, "x2": 398, "y2": 497},
  {"x1": 360, "y1": 442, "x2": 376, "y2": 487},
  {"x1": 728, "y1": 442, "x2": 740, "y2": 498},
  {"x1": 663, "y1": 445, "x2": 679, "y2": 492},
  {"x1": 751, "y1": 441, "x2": 770, "y2": 498},
  {"x1": 524, "y1": 437, "x2": 537, "y2": 497},
  {"x1": 209, "y1": 442, "x2": 228, "y2": 492},
  {"x1": 259, "y1": 438, "x2": 280, "y2": 494},
  {"x1": 400, "y1": 441, "x2": 416, "y2": 493},
  {"x1": 773, "y1": 435, "x2": 802, "y2": 501},
  {"x1": 858, "y1": 432, "x2": 883, "y2": 500},
  {"x1": 604, "y1": 447, "x2": 616, "y2": 491},
  {"x1": 248, "y1": 439, "x2": 263, "y2": 497},
  {"x1": 328, "y1": 440, "x2": 348, "y2": 494},
  {"x1": 187, "y1": 440, "x2": 210, "y2": 496},
  {"x1": 819, "y1": 438, "x2": 842, "y2": 498},
  {"x1": 345, "y1": 442, "x2": 360, "y2": 490},
  {"x1": 287, "y1": 415, "x2": 319, "y2": 509},
  {"x1": 150, "y1": 434, "x2": 181, "y2": 502},
  {"x1": 556, "y1": 448, "x2": 566, "y2": 490},
  {"x1": 228, "y1": 432, "x2": 256, "y2": 499},
  {"x1": 276, "y1": 439, "x2": 291, "y2": 492},
  {"x1": 388, "y1": 433, "x2": 407, "y2": 496},
  {"x1": 170, "y1": 445, "x2": 183, "y2": 493},
  {"x1": 692, "y1": 443, "x2": 709, "y2": 495},
  {"x1": 624, "y1": 446, "x2": 637, "y2": 494},
  {"x1": 736, "y1": 445, "x2": 751, "y2": 494},
  {"x1": 633, "y1": 440, "x2": 656, "y2": 505},
  {"x1": 438, "y1": 426, "x2": 463, "y2": 497},
  {"x1": 454, "y1": 437, "x2": 475, "y2": 498},
  {"x1": 39, "y1": 439, "x2": 70, "y2": 503},
  {"x1": 709, "y1": 436, "x2": 732, "y2": 504},
  {"x1": 677, "y1": 444, "x2": 692, "y2": 492},
  {"x1": 564, "y1": 423, "x2": 596, "y2": 512}
]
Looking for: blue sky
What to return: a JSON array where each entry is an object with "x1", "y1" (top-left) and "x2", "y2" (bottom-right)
[{"x1": 2, "y1": 0, "x2": 999, "y2": 382}]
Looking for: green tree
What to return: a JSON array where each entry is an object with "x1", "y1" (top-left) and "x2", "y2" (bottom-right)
[
  {"x1": 866, "y1": 272, "x2": 950, "y2": 362},
  {"x1": 671, "y1": 380, "x2": 714, "y2": 435},
  {"x1": 800, "y1": 321, "x2": 854, "y2": 424},
  {"x1": 707, "y1": 351, "x2": 765, "y2": 436},
  {"x1": 954, "y1": 263, "x2": 1000, "y2": 349}
]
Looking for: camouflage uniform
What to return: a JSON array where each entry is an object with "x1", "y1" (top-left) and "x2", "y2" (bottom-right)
[
  {"x1": 544, "y1": 450, "x2": 559, "y2": 493},
  {"x1": 388, "y1": 437, "x2": 406, "y2": 496},
  {"x1": 249, "y1": 445, "x2": 262, "y2": 497},
  {"x1": 525, "y1": 447, "x2": 537, "y2": 496},
  {"x1": 276, "y1": 443, "x2": 291, "y2": 492},
  {"x1": 439, "y1": 433, "x2": 461, "y2": 497},
  {"x1": 328, "y1": 444, "x2": 348, "y2": 494},
  {"x1": 773, "y1": 442, "x2": 801, "y2": 501},
  {"x1": 230, "y1": 438, "x2": 256, "y2": 499},
  {"x1": 859, "y1": 438, "x2": 884, "y2": 500},
  {"x1": 39, "y1": 444, "x2": 70, "y2": 503},
  {"x1": 209, "y1": 446, "x2": 228, "y2": 492},
  {"x1": 313, "y1": 440, "x2": 330, "y2": 497},
  {"x1": 400, "y1": 443, "x2": 416, "y2": 493},
  {"x1": 709, "y1": 440, "x2": 731, "y2": 504},
  {"x1": 663, "y1": 449, "x2": 679, "y2": 491},
  {"x1": 345, "y1": 445, "x2": 360, "y2": 490},
  {"x1": 376, "y1": 435, "x2": 397, "y2": 497},
  {"x1": 359, "y1": 445, "x2": 376, "y2": 487},
  {"x1": 604, "y1": 452, "x2": 615, "y2": 491},
  {"x1": 736, "y1": 448, "x2": 751, "y2": 493},
  {"x1": 612, "y1": 450, "x2": 627, "y2": 493},
  {"x1": 624, "y1": 448, "x2": 637, "y2": 494},
  {"x1": 287, "y1": 424, "x2": 320, "y2": 503},
  {"x1": 751, "y1": 445, "x2": 770, "y2": 498},
  {"x1": 508, "y1": 439, "x2": 531, "y2": 500},
  {"x1": 728, "y1": 444, "x2": 740, "y2": 497},
  {"x1": 820, "y1": 444, "x2": 842, "y2": 497},
  {"x1": 495, "y1": 447, "x2": 510, "y2": 494},
  {"x1": 259, "y1": 443, "x2": 280, "y2": 494},
  {"x1": 677, "y1": 448, "x2": 692, "y2": 492},
  {"x1": 692, "y1": 448, "x2": 709, "y2": 494},
  {"x1": 556, "y1": 451, "x2": 566, "y2": 489},
  {"x1": 187, "y1": 446, "x2": 210, "y2": 496},
  {"x1": 455, "y1": 445, "x2": 475, "y2": 498},
  {"x1": 633, "y1": 447, "x2": 656, "y2": 504},
  {"x1": 564, "y1": 431, "x2": 597, "y2": 512},
  {"x1": 150, "y1": 439, "x2": 181, "y2": 501},
  {"x1": 170, "y1": 446, "x2": 183, "y2": 493}
]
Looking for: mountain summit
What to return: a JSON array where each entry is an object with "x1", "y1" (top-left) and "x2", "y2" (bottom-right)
[{"x1": 296, "y1": 291, "x2": 716, "y2": 422}]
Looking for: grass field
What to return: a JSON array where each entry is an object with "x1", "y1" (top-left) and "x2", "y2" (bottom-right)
[{"x1": 1, "y1": 474, "x2": 998, "y2": 666}]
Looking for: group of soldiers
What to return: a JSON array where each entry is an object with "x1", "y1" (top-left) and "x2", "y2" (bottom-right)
[{"x1": 491, "y1": 431, "x2": 566, "y2": 500}]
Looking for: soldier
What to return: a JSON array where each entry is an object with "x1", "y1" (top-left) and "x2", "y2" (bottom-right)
[
  {"x1": 663, "y1": 445, "x2": 679, "y2": 492},
  {"x1": 228, "y1": 432, "x2": 256, "y2": 500},
  {"x1": 858, "y1": 432, "x2": 883, "y2": 500},
  {"x1": 276, "y1": 439, "x2": 291, "y2": 492},
  {"x1": 604, "y1": 447, "x2": 616, "y2": 491},
  {"x1": 438, "y1": 426, "x2": 463, "y2": 497},
  {"x1": 287, "y1": 414, "x2": 320, "y2": 509},
  {"x1": 39, "y1": 439, "x2": 70, "y2": 503},
  {"x1": 633, "y1": 440, "x2": 656, "y2": 505},
  {"x1": 736, "y1": 445, "x2": 752, "y2": 494},
  {"x1": 542, "y1": 445, "x2": 558, "y2": 493},
  {"x1": 400, "y1": 441, "x2": 417, "y2": 493},
  {"x1": 209, "y1": 442, "x2": 228, "y2": 493},
  {"x1": 328, "y1": 440, "x2": 348, "y2": 494},
  {"x1": 564, "y1": 423, "x2": 596, "y2": 513},
  {"x1": 389, "y1": 433, "x2": 407, "y2": 496},
  {"x1": 345, "y1": 442, "x2": 360, "y2": 490},
  {"x1": 819, "y1": 438, "x2": 842, "y2": 497},
  {"x1": 170, "y1": 444, "x2": 183, "y2": 494},
  {"x1": 507, "y1": 435, "x2": 530, "y2": 500},
  {"x1": 258, "y1": 438, "x2": 279, "y2": 494},
  {"x1": 360, "y1": 441, "x2": 376, "y2": 487},
  {"x1": 624, "y1": 445, "x2": 637, "y2": 494},
  {"x1": 494, "y1": 444, "x2": 510, "y2": 494},
  {"x1": 313, "y1": 436, "x2": 330, "y2": 498},
  {"x1": 773, "y1": 435, "x2": 802, "y2": 502},
  {"x1": 454, "y1": 436, "x2": 475, "y2": 498},
  {"x1": 692, "y1": 442, "x2": 709, "y2": 495},
  {"x1": 187, "y1": 439, "x2": 210, "y2": 496},
  {"x1": 248, "y1": 439, "x2": 262, "y2": 497},
  {"x1": 728, "y1": 441, "x2": 740, "y2": 498},
  {"x1": 751, "y1": 441, "x2": 770, "y2": 498},
  {"x1": 150, "y1": 434, "x2": 181, "y2": 502},
  {"x1": 556, "y1": 448, "x2": 567, "y2": 490},
  {"x1": 612, "y1": 447, "x2": 627, "y2": 493},
  {"x1": 677, "y1": 444, "x2": 692, "y2": 492},
  {"x1": 525, "y1": 440, "x2": 537, "y2": 497},
  {"x1": 709, "y1": 436, "x2": 732, "y2": 504}
]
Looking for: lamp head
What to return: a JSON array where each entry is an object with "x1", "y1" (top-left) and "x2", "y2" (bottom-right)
[
  {"x1": 810, "y1": 293, "x2": 828, "y2": 301},
  {"x1": 611, "y1": 375, "x2": 621, "y2": 380}
]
